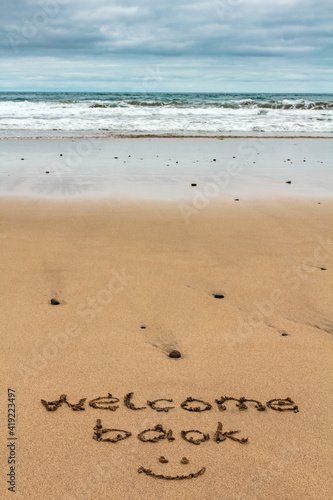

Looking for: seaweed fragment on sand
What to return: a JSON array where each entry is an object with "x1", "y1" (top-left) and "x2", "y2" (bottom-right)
[
  {"x1": 181, "y1": 397, "x2": 212, "y2": 412},
  {"x1": 138, "y1": 466, "x2": 206, "y2": 480},
  {"x1": 147, "y1": 399, "x2": 175, "y2": 412},
  {"x1": 215, "y1": 396, "x2": 266, "y2": 412},
  {"x1": 124, "y1": 392, "x2": 146, "y2": 410},
  {"x1": 266, "y1": 397, "x2": 299, "y2": 413}
]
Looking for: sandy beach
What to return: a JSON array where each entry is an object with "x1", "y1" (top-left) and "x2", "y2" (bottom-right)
[{"x1": 1, "y1": 138, "x2": 332, "y2": 499}]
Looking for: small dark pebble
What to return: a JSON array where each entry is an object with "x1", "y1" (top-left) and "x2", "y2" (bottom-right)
[
  {"x1": 60, "y1": 154, "x2": 63, "y2": 156},
  {"x1": 213, "y1": 159, "x2": 216, "y2": 161},
  {"x1": 214, "y1": 294, "x2": 224, "y2": 299},
  {"x1": 233, "y1": 156, "x2": 236, "y2": 158},
  {"x1": 320, "y1": 267, "x2": 326, "y2": 271},
  {"x1": 191, "y1": 183, "x2": 197, "y2": 187},
  {"x1": 140, "y1": 325, "x2": 146, "y2": 329},
  {"x1": 234, "y1": 198, "x2": 239, "y2": 201},
  {"x1": 45, "y1": 171, "x2": 50, "y2": 174},
  {"x1": 169, "y1": 350, "x2": 181, "y2": 358},
  {"x1": 50, "y1": 298, "x2": 60, "y2": 305},
  {"x1": 21, "y1": 158, "x2": 24, "y2": 160},
  {"x1": 281, "y1": 333, "x2": 288, "y2": 336},
  {"x1": 114, "y1": 157, "x2": 118, "y2": 159},
  {"x1": 286, "y1": 181, "x2": 291, "y2": 184}
]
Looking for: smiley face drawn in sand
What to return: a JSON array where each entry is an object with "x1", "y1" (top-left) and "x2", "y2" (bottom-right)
[
  {"x1": 138, "y1": 456, "x2": 206, "y2": 480},
  {"x1": 93, "y1": 419, "x2": 248, "y2": 480},
  {"x1": 92, "y1": 421, "x2": 207, "y2": 479}
]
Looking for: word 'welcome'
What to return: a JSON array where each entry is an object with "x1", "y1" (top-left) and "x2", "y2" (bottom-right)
[{"x1": 41, "y1": 393, "x2": 299, "y2": 413}]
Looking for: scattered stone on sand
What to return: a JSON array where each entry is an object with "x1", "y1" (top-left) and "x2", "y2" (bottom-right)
[
  {"x1": 45, "y1": 171, "x2": 49, "y2": 174},
  {"x1": 21, "y1": 158, "x2": 24, "y2": 160},
  {"x1": 50, "y1": 298, "x2": 60, "y2": 305},
  {"x1": 320, "y1": 267, "x2": 327, "y2": 271},
  {"x1": 234, "y1": 198, "x2": 239, "y2": 201},
  {"x1": 213, "y1": 158, "x2": 216, "y2": 161},
  {"x1": 191, "y1": 183, "x2": 197, "y2": 187},
  {"x1": 114, "y1": 157, "x2": 118, "y2": 159},
  {"x1": 281, "y1": 333, "x2": 288, "y2": 336},
  {"x1": 169, "y1": 350, "x2": 181, "y2": 358},
  {"x1": 159, "y1": 456, "x2": 169, "y2": 463},
  {"x1": 60, "y1": 154, "x2": 63, "y2": 156},
  {"x1": 214, "y1": 294, "x2": 224, "y2": 299},
  {"x1": 286, "y1": 181, "x2": 292, "y2": 184},
  {"x1": 140, "y1": 325, "x2": 146, "y2": 329},
  {"x1": 181, "y1": 457, "x2": 189, "y2": 464}
]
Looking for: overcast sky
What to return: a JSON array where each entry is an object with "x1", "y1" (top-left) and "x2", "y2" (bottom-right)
[{"x1": 1, "y1": 0, "x2": 332, "y2": 92}]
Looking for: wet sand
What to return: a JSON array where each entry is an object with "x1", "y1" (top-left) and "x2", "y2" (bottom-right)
[
  {"x1": 0, "y1": 138, "x2": 333, "y2": 499},
  {"x1": 1, "y1": 137, "x2": 332, "y2": 200}
]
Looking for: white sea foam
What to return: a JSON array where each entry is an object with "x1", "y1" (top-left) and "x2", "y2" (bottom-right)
[{"x1": 0, "y1": 93, "x2": 332, "y2": 137}]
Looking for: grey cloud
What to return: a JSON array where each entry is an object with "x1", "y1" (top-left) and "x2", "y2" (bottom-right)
[{"x1": 0, "y1": 0, "x2": 332, "y2": 91}]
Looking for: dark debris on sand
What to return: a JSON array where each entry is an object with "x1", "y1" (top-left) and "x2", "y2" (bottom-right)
[
  {"x1": 50, "y1": 298, "x2": 60, "y2": 305},
  {"x1": 169, "y1": 350, "x2": 181, "y2": 359}
]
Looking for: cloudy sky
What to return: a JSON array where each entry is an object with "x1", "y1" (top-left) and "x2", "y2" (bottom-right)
[{"x1": 1, "y1": 0, "x2": 332, "y2": 92}]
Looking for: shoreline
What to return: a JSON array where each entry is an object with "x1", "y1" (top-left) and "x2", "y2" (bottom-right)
[
  {"x1": 1, "y1": 132, "x2": 333, "y2": 140},
  {"x1": 1, "y1": 137, "x2": 332, "y2": 201}
]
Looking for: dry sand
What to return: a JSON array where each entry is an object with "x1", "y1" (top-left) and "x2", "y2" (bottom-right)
[{"x1": 1, "y1": 191, "x2": 332, "y2": 499}]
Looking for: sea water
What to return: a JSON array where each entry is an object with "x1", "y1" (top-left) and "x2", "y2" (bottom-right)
[{"x1": 0, "y1": 92, "x2": 332, "y2": 138}]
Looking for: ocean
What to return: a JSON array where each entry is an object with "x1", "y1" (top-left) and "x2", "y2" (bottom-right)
[{"x1": 0, "y1": 92, "x2": 332, "y2": 138}]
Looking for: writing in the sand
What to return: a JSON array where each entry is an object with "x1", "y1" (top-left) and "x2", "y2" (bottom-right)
[
  {"x1": 41, "y1": 392, "x2": 299, "y2": 413},
  {"x1": 41, "y1": 393, "x2": 299, "y2": 481},
  {"x1": 93, "y1": 420, "x2": 248, "y2": 445},
  {"x1": 41, "y1": 393, "x2": 298, "y2": 445}
]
